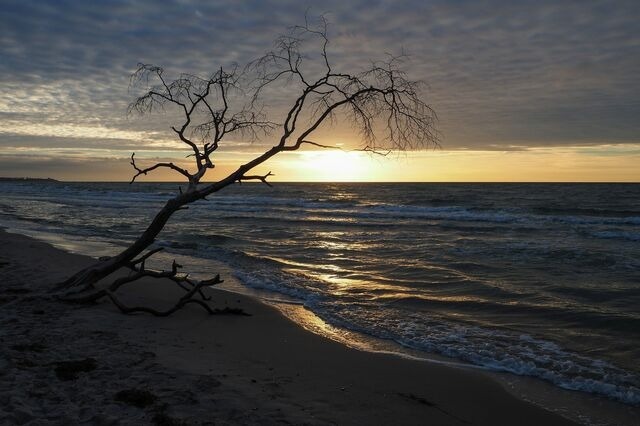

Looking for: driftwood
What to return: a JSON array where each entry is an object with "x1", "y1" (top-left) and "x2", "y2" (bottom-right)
[{"x1": 62, "y1": 248, "x2": 248, "y2": 317}]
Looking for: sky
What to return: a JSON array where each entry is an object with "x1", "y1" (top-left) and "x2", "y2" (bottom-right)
[{"x1": 1, "y1": 0, "x2": 639, "y2": 182}]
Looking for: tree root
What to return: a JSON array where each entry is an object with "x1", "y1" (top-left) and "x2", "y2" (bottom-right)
[
  {"x1": 105, "y1": 291, "x2": 248, "y2": 317},
  {"x1": 59, "y1": 248, "x2": 248, "y2": 317}
]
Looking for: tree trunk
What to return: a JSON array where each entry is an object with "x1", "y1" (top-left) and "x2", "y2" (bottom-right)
[{"x1": 57, "y1": 194, "x2": 195, "y2": 294}]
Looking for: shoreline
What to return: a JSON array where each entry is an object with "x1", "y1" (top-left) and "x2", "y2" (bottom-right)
[
  {"x1": 0, "y1": 229, "x2": 584, "y2": 425},
  {"x1": 260, "y1": 291, "x2": 640, "y2": 426}
]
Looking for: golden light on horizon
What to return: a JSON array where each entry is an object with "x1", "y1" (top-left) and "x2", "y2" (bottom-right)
[
  {"x1": 256, "y1": 145, "x2": 640, "y2": 183},
  {"x1": 1, "y1": 145, "x2": 638, "y2": 182},
  {"x1": 296, "y1": 150, "x2": 371, "y2": 181}
]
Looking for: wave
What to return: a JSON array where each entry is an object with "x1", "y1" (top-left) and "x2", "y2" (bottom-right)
[
  {"x1": 214, "y1": 248, "x2": 640, "y2": 406},
  {"x1": 5, "y1": 181, "x2": 640, "y2": 230},
  {"x1": 318, "y1": 303, "x2": 640, "y2": 405},
  {"x1": 201, "y1": 203, "x2": 640, "y2": 228},
  {"x1": 382, "y1": 295, "x2": 640, "y2": 333},
  {"x1": 533, "y1": 206, "x2": 640, "y2": 218},
  {"x1": 591, "y1": 230, "x2": 640, "y2": 242}
]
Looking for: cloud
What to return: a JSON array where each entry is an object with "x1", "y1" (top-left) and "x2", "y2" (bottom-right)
[{"x1": 0, "y1": 0, "x2": 639, "y2": 179}]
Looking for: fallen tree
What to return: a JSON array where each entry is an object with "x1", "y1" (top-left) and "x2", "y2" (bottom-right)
[{"x1": 56, "y1": 18, "x2": 439, "y2": 315}]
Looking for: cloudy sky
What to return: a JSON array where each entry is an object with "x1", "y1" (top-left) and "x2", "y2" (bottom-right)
[{"x1": 1, "y1": 0, "x2": 639, "y2": 181}]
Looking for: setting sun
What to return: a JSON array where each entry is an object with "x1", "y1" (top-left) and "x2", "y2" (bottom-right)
[{"x1": 298, "y1": 150, "x2": 369, "y2": 181}]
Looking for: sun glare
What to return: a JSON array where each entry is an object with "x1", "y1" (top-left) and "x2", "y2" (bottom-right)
[{"x1": 300, "y1": 150, "x2": 369, "y2": 181}]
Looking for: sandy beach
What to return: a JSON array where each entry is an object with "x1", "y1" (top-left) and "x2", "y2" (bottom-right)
[{"x1": 0, "y1": 229, "x2": 579, "y2": 425}]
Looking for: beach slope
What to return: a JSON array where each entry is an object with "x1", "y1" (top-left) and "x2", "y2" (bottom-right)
[{"x1": 0, "y1": 230, "x2": 576, "y2": 425}]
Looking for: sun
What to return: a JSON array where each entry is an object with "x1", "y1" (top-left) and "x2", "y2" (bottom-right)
[{"x1": 300, "y1": 150, "x2": 369, "y2": 182}]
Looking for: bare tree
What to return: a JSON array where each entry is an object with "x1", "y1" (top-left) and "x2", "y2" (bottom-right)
[{"x1": 56, "y1": 18, "x2": 438, "y2": 315}]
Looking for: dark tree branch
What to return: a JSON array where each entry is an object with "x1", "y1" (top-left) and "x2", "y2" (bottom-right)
[
  {"x1": 131, "y1": 247, "x2": 164, "y2": 265},
  {"x1": 355, "y1": 146, "x2": 392, "y2": 156},
  {"x1": 105, "y1": 290, "x2": 249, "y2": 317},
  {"x1": 129, "y1": 153, "x2": 192, "y2": 184},
  {"x1": 237, "y1": 171, "x2": 274, "y2": 186},
  {"x1": 99, "y1": 265, "x2": 246, "y2": 317},
  {"x1": 61, "y1": 248, "x2": 232, "y2": 316},
  {"x1": 299, "y1": 140, "x2": 336, "y2": 149}
]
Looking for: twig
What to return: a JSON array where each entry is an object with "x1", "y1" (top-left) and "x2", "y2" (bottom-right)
[{"x1": 237, "y1": 171, "x2": 274, "y2": 186}]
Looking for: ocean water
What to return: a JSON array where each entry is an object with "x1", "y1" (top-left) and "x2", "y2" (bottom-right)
[{"x1": 1, "y1": 181, "x2": 638, "y2": 406}]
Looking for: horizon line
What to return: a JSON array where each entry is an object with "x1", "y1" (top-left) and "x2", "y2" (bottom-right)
[{"x1": 2, "y1": 178, "x2": 638, "y2": 184}]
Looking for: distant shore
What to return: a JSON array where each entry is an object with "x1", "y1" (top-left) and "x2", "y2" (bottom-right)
[
  {"x1": 0, "y1": 229, "x2": 580, "y2": 425},
  {"x1": 0, "y1": 177, "x2": 59, "y2": 182}
]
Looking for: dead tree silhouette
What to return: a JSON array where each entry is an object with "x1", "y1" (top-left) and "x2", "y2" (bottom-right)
[{"x1": 56, "y1": 17, "x2": 438, "y2": 315}]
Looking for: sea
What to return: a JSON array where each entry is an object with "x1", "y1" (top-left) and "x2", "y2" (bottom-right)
[{"x1": 1, "y1": 181, "x2": 638, "y2": 412}]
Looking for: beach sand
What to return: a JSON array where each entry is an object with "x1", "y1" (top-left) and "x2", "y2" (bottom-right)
[{"x1": 0, "y1": 229, "x2": 577, "y2": 425}]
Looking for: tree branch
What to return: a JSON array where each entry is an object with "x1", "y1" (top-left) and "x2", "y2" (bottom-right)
[
  {"x1": 129, "y1": 153, "x2": 192, "y2": 184},
  {"x1": 237, "y1": 171, "x2": 274, "y2": 186},
  {"x1": 104, "y1": 290, "x2": 249, "y2": 317}
]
